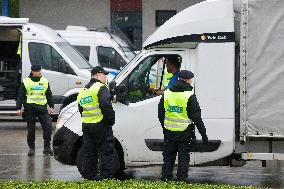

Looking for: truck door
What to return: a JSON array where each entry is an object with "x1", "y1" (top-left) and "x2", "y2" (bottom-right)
[
  {"x1": 0, "y1": 25, "x2": 22, "y2": 112},
  {"x1": 114, "y1": 50, "x2": 187, "y2": 163}
]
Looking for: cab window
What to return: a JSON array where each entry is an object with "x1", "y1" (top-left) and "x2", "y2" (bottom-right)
[
  {"x1": 128, "y1": 56, "x2": 164, "y2": 103},
  {"x1": 29, "y1": 43, "x2": 66, "y2": 73},
  {"x1": 128, "y1": 55, "x2": 182, "y2": 103},
  {"x1": 97, "y1": 46, "x2": 127, "y2": 70}
]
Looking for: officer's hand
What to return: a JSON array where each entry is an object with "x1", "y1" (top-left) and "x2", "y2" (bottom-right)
[
  {"x1": 148, "y1": 88, "x2": 156, "y2": 94},
  {"x1": 48, "y1": 108, "x2": 54, "y2": 114},
  {"x1": 155, "y1": 90, "x2": 164, "y2": 96},
  {"x1": 16, "y1": 109, "x2": 23, "y2": 116}
]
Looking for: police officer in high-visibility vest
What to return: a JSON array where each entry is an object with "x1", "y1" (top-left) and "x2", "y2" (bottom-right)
[
  {"x1": 16, "y1": 64, "x2": 54, "y2": 156},
  {"x1": 77, "y1": 66, "x2": 115, "y2": 180},
  {"x1": 158, "y1": 70, "x2": 208, "y2": 182}
]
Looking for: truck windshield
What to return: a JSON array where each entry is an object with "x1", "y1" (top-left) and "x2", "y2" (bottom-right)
[
  {"x1": 114, "y1": 50, "x2": 143, "y2": 81},
  {"x1": 55, "y1": 42, "x2": 92, "y2": 69}
]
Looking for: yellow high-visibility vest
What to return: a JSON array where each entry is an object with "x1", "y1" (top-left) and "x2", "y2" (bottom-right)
[
  {"x1": 17, "y1": 35, "x2": 22, "y2": 58},
  {"x1": 23, "y1": 77, "x2": 48, "y2": 105},
  {"x1": 162, "y1": 69, "x2": 173, "y2": 89},
  {"x1": 77, "y1": 82, "x2": 105, "y2": 123},
  {"x1": 164, "y1": 89, "x2": 193, "y2": 131}
]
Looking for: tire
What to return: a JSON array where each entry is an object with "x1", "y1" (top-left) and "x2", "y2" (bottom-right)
[{"x1": 76, "y1": 146, "x2": 122, "y2": 177}]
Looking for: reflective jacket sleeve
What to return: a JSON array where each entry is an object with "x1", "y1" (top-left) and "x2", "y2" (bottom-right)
[
  {"x1": 78, "y1": 103, "x2": 83, "y2": 117},
  {"x1": 16, "y1": 82, "x2": 26, "y2": 110},
  {"x1": 98, "y1": 86, "x2": 115, "y2": 126},
  {"x1": 158, "y1": 95, "x2": 165, "y2": 127},
  {"x1": 45, "y1": 83, "x2": 54, "y2": 108},
  {"x1": 187, "y1": 94, "x2": 208, "y2": 142}
]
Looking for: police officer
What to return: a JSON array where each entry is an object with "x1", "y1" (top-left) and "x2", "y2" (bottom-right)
[
  {"x1": 158, "y1": 70, "x2": 208, "y2": 182},
  {"x1": 16, "y1": 64, "x2": 54, "y2": 156},
  {"x1": 77, "y1": 66, "x2": 115, "y2": 180}
]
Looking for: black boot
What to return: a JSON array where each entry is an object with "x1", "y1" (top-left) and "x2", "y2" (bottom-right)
[
  {"x1": 177, "y1": 176, "x2": 191, "y2": 183},
  {"x1": 161, "y1": 176, "x2": 174, "y2": 182},
  {"x1": 43, "y1": 147, "x2": 53, "y2": 156},
  {"x1": 28, "y1": 148, "x2": 35, "y2": 156}
]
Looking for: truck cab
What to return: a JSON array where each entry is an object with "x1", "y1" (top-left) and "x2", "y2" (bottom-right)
[
  {"x1": 0, "y1": 17, "x2": 92, "y2": 115},
  {"x1": 53, "y1": 0, "x2": 236, "y2": 175}
]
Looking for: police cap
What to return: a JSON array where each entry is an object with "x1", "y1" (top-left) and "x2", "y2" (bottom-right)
[
  {"x1": 178, "y1": 70, "x2": 194, "y2": 79},
  {"x1": 31, "y1": 64, "x2": 41, "y2": 71},
  {"x1": 91, "y1": 66, "x2": 109, "y2": 75}
]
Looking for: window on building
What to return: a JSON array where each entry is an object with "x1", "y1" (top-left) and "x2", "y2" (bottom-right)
[
  {"x1": 111, "y1": 0, "x2": 142, "y2": 50},
  {"x1": 156, "y1": 10, "x2": 177, "y2": 26}
]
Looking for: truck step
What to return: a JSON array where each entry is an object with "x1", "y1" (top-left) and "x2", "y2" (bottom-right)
[{"x1": 241, "y1": 153, "x2": 284, "y2": 161}]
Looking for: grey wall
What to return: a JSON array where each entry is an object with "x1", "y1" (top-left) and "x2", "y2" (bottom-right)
[
  {"x1": 142, "y1": 0, "x2": 204, "y2": 43},
  {"x1": 20, "y1": 0, "x2": 204, "y2": 44},
  {"x1": 20, "y1": 0, "x2": 110, "y2": 30}
]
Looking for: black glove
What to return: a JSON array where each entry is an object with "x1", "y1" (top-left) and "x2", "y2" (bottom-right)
[{"x1": 202, "y1": 136, "x2": 208, "y2": 144}]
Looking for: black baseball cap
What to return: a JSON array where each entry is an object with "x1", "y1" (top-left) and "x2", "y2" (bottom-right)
[
  {"x1": 91, "y1": 66, "x2": 109, "y2": 75},
  {"x1": 31, "y1": 64, "x2": 41, "y2": 71},
  {"x1": 178, "y1": 70, "x2": 194, "y2": 79}
]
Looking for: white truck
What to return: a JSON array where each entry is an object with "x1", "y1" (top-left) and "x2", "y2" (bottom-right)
[
  {"x1": 0, "y1": 17, "x2": 92, "y2": 116},
  {"x1": 57, "y1": 26, "x2": 136, "y2": 79},
  {"x1": 52, "y1": 0, "x2": 284, "y2": 177}
]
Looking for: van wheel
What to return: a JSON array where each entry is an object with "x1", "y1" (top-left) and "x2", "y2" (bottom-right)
[{"x1": 76, "y1": 146, "x2": 122, "y2": 178}]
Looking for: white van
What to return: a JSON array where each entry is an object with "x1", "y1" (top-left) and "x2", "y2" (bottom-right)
[
  {"x1": 57, "y1": 26, "x2": 136, "y2": 78},
  {"x1": 53, "y1": 0, "x2": 284, "y2": 177},
  {"x1": 0, "y1": 17, "x2": 92, "y2": 115}
]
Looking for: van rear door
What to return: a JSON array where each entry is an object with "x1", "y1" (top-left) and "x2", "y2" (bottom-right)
[{"x1": 0, "y1": 17, "x2": 27, "y2": 113}]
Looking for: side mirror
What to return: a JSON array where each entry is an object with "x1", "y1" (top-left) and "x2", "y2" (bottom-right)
[{"x1": 115, "y1": 84, "x2": 128, "y2": 104}]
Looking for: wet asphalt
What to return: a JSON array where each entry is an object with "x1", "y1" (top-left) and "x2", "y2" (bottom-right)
[{"x1": 0, "y1": 120, "x2": 283, "y2": 188}]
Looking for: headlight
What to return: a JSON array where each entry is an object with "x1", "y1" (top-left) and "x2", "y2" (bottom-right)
[{"x1": 56, "y1": 103, "x2": 78, "y2": 131}]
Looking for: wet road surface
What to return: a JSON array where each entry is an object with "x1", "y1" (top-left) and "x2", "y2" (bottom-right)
[{"x1": 0, "y1": 121, "x2": 283, "y2": 188}]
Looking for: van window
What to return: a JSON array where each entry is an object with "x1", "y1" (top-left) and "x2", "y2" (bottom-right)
[
  {"x1": 56, "y1": 42, "x2": 91, "y2": 69},
  {"x1": 29, "y1": 43, "x2": 66, "y2": 73},
  {"x1": 74, "y1": 45, "x2": 91, "y2": 61},
  {"x1": 97, "y1": 46, "x2": 127, "y2": 70},
  {"x1": 128, "y1": 56, "x2": 166, "y2": 103}
]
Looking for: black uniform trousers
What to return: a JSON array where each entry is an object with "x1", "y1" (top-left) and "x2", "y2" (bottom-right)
[
  {"x1": 162, "y1": 132, "x2": 191, "y2": 180},
  {"x1": 81, "y1": 122, "x2": 115, "y2": 179},
  {"x1": 24, "y1": 106, "x2": 52, "y2": 149}
]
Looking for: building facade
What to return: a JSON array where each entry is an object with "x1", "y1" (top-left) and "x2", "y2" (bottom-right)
[{"x1": 20, "y1": 0, "x2": 203, "y2": 49}]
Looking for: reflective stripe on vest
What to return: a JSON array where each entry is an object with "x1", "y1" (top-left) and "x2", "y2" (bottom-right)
[
  {"x1": 164, "y1": 89, "x2": 193, "y2": 131},
  {"x1": 77, "y1": 82, "x2": 105, "y2": 123},
  {"x1": 23, "y1": 77, "x2": 48, "y2": 105},
  {"x1": 83, "y1": 105, "x2": 100, "y2": 111},
  {"x1": 162, "y1": 69, "x2": 173, "y2": 89}
]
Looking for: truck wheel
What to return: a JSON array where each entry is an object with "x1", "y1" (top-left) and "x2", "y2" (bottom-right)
[{"x1": 76, "y1": 146, "x2": 122, "y2": 178}]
